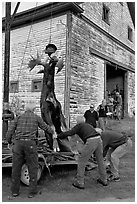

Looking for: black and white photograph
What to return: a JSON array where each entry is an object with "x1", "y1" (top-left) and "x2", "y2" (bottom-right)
[{"x1": 2, "y1": 1, "x2": 135, "y2": 202}]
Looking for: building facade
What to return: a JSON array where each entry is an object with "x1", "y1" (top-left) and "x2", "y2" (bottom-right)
[{"x1": 2, "y1": 2, "x2": 135, "y2": 127}]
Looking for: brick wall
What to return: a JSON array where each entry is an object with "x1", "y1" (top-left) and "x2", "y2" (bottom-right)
[
  {"x1": 80, "y1": 2, "x2": 135, "y2": 50},
  {"x1": 2, "y1": 2, "x2": 135, "y2": 127},
  {"x1": 2, "y1": 15, "x2": 67, "y2": 116},
  {"x1": 69, "y1": 9, "x2": 135, "y2": 125}
]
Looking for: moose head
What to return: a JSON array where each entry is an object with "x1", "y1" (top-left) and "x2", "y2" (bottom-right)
[{"x1": 28, "y1": 44, "x2": 64, "y2": 74}]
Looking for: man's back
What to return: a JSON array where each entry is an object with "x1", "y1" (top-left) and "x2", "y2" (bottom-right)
[
  {"x1": 15, "y1": 110, "x2": 40, "y2": 138},
  {"x1": 101, "y1": 130, "x2": 127, "y2": 149},
  {"x1": 6, "y1": 110, "x2": 53, "y2": 143}
]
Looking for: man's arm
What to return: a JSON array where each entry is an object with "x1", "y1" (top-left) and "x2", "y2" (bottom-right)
[
  {"x1": 95, "y1": 111, "x2": 99, "y2": 121},
  {"x1": 37, "y1": 116, "x2": 54, "y2": 135},
  {"x1": 6, "y1": 119, "x2": 18, "y2": 144},
  {"x1": 58, "y1": 125, "x2": 78, "y2": 139},
  {"x1": 103, "y1": 145, "x2": 109, "y2": 157},
  {"x1": 84, "y1": 111, "x2": 87, "y2": 118}
]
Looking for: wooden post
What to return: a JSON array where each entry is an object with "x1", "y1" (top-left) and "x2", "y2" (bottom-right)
[
  {"x1": 3, "y1": 2, "x2": 11, "y2": 139},
  {"x1": 3, "y1": 3, "x2": 20, "y2": 140},
  {"x1": 124, "y1": 71, "x2": 128, "y2": 117},
  {"x1": 64, "y1": 12, "x2": 72, "y2": 128},
  {"x1": 104, "y1": 61, "x2": 107, "y2": 99}
]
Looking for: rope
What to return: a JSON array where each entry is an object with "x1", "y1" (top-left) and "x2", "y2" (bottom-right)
[
  {"x1": 49, "y1": 3, "x2": 53, "y2": 43},
  {"x1": 10, "y1": 2, "x2": 39, "y2": 112},
  {"x1": 10, "y1": 2, "x2": 54, "y2": 114}
]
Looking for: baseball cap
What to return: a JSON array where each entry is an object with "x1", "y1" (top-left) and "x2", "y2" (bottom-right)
[{"x1": 90, "y1": 104, "x2": 94, "y2": 108}]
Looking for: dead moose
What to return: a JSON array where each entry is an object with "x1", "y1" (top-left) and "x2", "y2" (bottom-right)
[{"x1": 28, "y1": 44, "x2": 71, "y2": 152}]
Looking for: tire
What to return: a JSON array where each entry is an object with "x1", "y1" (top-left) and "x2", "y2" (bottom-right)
[{"x1": 20, "y1": 164, "x2": 43, "y2": 186}]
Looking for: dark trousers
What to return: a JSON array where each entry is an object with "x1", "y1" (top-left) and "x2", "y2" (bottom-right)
[{"x1": 11, "y1": 140, "x2": 38, "y2": 194}]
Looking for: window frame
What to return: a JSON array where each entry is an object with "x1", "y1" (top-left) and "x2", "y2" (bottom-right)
[
  {"x1": 102, "y1": 3, "x2": 110, "y2": 25},
  {"x1": 128, "y1": 26, "x2": 133, "y2": 42},
  {"x1": 10, "y1": 80, "x2": 19, "y2": 93},
  {"x1": 31, "y1": 79, "x2": 42, "y2": 92}
]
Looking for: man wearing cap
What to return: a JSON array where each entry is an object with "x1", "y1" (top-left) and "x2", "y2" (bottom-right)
[
  {"x1": 6, "y1": 101, "x2": 54, "y2": 198},
  {"x1": 57, "y1": 116, "x2": 108, "y2": 189},
  {"x1": 84, "y1": 104, "x2": 99, "y2": 128}
]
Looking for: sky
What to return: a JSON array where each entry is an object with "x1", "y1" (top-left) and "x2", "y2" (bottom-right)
[{"x1": 2, "y1": 2, "x2": 48, "y2": 17}]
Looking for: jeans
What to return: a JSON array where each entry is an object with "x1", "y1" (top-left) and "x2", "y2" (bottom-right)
[
  {"x1": 107, "y1": 138, "x2": 132, "y2": 177},
  {"x1": 98, "y1": 117, "x2": 107, "y2": 131},
  {"x1": 115, "y1": 105, "x2": 122, "y2": 120},
  {"x1": 76, "y1": 136, "x2": 107, "y2": 184},
  {"x1": 11, "y1": 140, "x2": 38, "y2": 194}
]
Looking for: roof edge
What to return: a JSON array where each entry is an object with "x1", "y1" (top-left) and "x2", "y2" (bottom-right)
[{"x1": 2, "y1": 2, "x2": 84, "y2": 31}]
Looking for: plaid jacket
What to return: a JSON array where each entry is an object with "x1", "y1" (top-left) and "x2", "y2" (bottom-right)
[{"x1": 6, "y1": 110, "x2": 54, "y2": 143}]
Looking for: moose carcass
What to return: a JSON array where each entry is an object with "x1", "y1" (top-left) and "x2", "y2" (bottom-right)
[{"x1": 28, "y1": 44, "x2": 72, "y2": 152}]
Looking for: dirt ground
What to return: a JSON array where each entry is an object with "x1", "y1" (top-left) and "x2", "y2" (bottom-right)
[{"x1": 2, "y1": 118, "x2": 135, "y2": 202}]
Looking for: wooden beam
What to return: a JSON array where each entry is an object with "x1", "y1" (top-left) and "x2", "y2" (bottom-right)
[
  {"x1": 64, "y1": 12, "x2": 72, "y2": 127},
  {"x1": 3, "y1": 2, "x2": 11, "y2": 139},
  {"x1": 10, "y1": 2, "x2": 20, "y2": 24},
  {"x1": 89, "y1": 47, "x2": 135, "y2": 73}
]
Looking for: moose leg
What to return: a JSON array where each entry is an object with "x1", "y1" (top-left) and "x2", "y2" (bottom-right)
[
  {"x1": 41, "y1": 103, "x2": 54, "y2": 149},
  {"x1": 52, "y1": 115, "x2": 72, "y2": 153}
]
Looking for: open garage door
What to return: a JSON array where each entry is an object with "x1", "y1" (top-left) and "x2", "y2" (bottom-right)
[{"x1": 106, "y1": 63, "x2": 127, "y2": 118}]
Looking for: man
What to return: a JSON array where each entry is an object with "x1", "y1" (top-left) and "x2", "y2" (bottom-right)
[
  {"x1": 6, "y1": 101, "x2": 54, "y2": 198},
  {"x1": 84, "y1": 104, "x2": 98, "y2": 128},
  {"x1": 97, "y1": 99, "x2": 108, "y2": 131},
  {"x1": 115, "y1": 92, "x2": 122, "y2": 120},
  {"x1": 58, "y1": 116, "x2": 107, "y2": 189},
  {"x1": 98, "y1": 129, "x2": 133, "y2": 181},
  {"x1": 107, "y1": 94, "x2": 114, "y2": 113}
]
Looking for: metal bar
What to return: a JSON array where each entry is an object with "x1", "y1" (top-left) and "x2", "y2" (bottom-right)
[{"x1": 10, "y1": 2, "x2": 20, "y2": 24}]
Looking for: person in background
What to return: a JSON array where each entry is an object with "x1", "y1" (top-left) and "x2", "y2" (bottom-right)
[
  {"x1": 97, "y1": 99, "x2": 108, "y2": 131},
  {"x1": 96, "y1": 128, "x2": 133, "y2": 182},
  {"x1": 58, "y1": 116, "x2": 108, "y2": 189},
  {"x1": 114, "y1": 92, "x2": 122, "y2": 120},
  {"x1": 6, "y1": 101, "x2": 54, "y2": 199},
  {"x1": 84, "y1": 104, "x2": 99, "y2": 128},
  {"x1": 107, "y1": 94, "x2": 114, "y2": 113}
]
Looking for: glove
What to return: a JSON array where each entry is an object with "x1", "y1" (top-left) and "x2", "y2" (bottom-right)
[{"x1": 53, "y1": 138, "x2": 59, "y2": 152}]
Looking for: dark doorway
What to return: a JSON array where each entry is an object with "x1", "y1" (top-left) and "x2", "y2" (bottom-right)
[{"x1": 106, "y1": 63, "x2": 126, "y2": 118}]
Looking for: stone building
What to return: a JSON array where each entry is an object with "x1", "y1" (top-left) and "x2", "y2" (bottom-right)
[{"x1": 2, "y1": 2, "x2": 135, "y2": 127}]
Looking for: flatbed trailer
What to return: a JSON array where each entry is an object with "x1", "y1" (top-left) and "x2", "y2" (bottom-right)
[
  {"x1": 2, "y1": 139, "x2": 79, "y2": 186},
  {"x1": 2, "y1": 138, "x2": 97, "y2": 186}
]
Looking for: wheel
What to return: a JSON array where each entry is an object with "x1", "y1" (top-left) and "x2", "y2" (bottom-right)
[{"x1": 20, "y1": 164, "x2": 43, "y2": 186}]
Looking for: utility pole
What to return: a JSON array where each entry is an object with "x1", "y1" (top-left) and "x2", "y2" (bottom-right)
[
  {"x1": 3, "y1": 2, "x2": 20, "y2": 139},
  {"x1": 3, "y1": 2, "x2": 11, "y2": 139}
]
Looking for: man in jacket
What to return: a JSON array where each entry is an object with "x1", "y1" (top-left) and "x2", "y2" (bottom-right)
[
  {"x1": 84, "y1": 104, "x2": 98, "y2": 128},
  {"x1": 6, "y1": 101, "x2": 54, "y2": 198},
  {"x1": 58, "y1": 116, "x2": 107, "y2": 189},
  {"x1": 96, "y1": 129, "x2": 133, "y2": 182}
]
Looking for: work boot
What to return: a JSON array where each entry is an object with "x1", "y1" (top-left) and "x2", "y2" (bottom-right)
[
  {"x1": 97, "y1": 178, "x2": 108, "y2": 186},
  {"x1": 28, "y1": 190, "x2": 42, "y2": 198},
  {"x1": 8, "y1": 193, "x2": 19, "y2": 200},
  {"x1": 108, "y1": 174, "x2": 120, "y2": 182},
  {"x1": 72, "y1": 180, "x2": 85, "y2": 189}
]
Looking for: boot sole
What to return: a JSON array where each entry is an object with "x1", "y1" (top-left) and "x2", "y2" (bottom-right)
[{"x1": 72, "y1": 183, "x2": 85, "y2": 189}]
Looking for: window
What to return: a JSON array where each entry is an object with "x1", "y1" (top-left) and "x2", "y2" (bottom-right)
[
  {"x1": 32, "y1": 79, "x2": 42, "y2": 92},
  {"x1": 128, "y1": 26, "x2": 133, "y2": 42},
  {"x1": 102, "y1": 4, "x2": 110, "y2": 24},
  {"x1": 10, "y1": 81, "x2": 19, "y2": 93}
]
